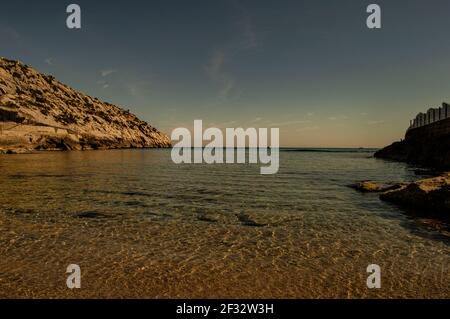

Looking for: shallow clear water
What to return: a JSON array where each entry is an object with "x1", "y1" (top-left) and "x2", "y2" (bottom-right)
[{"x1": 0, "y1": 149, "x2": 448, "y2": 298}]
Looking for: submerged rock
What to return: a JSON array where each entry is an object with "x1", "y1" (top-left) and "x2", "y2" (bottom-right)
[
  {"x1": 350, "y1": 181, "x2": 405, "y2": 193},
  {"x1": 236, "y1": 212, "x2": 267, "y2": 227},
  {"x1": 351, "y1": 181, "x2": 386, "y2": 193},
  {"x1": 75, "y1": 211, "x2": 110, "y2": 219},
  {"x1": 352, "y1": 173, "x2": 450, "y2": 224}
]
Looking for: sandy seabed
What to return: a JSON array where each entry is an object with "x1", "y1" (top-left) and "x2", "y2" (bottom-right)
[{"x1": 0, "y1": 208, "x2": 448, "y2": 299}]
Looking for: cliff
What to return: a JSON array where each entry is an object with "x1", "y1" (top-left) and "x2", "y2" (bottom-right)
[
  {"x1": 0, "y1": 58, "x2": 171, "y2": 153},
  {"x1": 374, "y1": 117, "x2": 450, "y2": 169}
]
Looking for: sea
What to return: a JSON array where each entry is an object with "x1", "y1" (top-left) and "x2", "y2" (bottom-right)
[{"x1": 0, "y1": 148, "x2": 448, "y2": 298}]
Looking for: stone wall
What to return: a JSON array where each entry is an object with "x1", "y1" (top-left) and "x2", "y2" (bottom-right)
[
  {"x1": 375, "y1": 117, "x2": 450, "y2": 169},
  {"x1": 406, "y1": 117, "x2": 450, "y2": 140}
]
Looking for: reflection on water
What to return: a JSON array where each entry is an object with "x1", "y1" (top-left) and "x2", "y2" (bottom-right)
[{"x1": 0, "y1": 149, "x2": 448, "y2": 298}]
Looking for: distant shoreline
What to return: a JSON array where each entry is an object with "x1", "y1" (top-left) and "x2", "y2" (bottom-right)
[{"x1": 0, "y1": 146, "x2": 379, "y2": 155}]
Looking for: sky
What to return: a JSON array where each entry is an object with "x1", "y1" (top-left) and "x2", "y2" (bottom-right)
[{"x1": 2, "y1": 0, "x2": 450, "y2": 147}]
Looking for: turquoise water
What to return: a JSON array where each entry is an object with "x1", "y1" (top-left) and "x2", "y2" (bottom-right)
[{"x1": 0, "y1": 149, "x2": 448, "y2": 298}]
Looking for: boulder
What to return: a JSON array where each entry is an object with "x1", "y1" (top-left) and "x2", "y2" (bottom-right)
[
  {"x1": 351, "y1": 181, "x2": 405, "y2": 193},
  {"x1": 352, "y1": 181, "x2": 386, "y2": 192},
  {"x1": 380, "y1": 173, "x2": 450, "y2": 218}
]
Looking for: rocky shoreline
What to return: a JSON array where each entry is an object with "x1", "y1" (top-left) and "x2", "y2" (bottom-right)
[
  {"x1": 374, "y1": 118, "x2": 450, "y2": 169},
  {"x1": 352, "y1": 173, "x2": 450, "y2": 223},
  {"x1": 0, "y1": 58, "x2": 171, "y2": 153},
  {"x1": 370, "y1": 114, "x2": 450, "y2": 224}
]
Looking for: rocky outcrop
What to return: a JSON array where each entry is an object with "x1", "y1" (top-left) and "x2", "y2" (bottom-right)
[
  {"x1": 373, "y1": 117, "x2": 450, "y2": 223},
  {"x1": 353, "y1": 174, "x2": 450, "y2": 220},
  {"x1": 374, "y1": 118, "x2": 450, "y2": 169},
  {"x1": 380, "y1": 173, "x2": 450, "y2": 219},
  {"x1": 0, "y1": 58, "x2": 171, "y2": 153},
  {"x1": 350, "y1": 181, "x2": 405, "y2": 193}
]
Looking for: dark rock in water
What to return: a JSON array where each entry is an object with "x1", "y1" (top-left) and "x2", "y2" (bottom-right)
[
  {"x1": 8, "y1": 208, "x2": 36, "y2": 216},
  {"x1": 373, "y1": 118, "x2": 450, "y2": 222},
  {"x1": 351, "y1": 181, "x2": 386, "y2": 193},
  {"x1": 197, "y1": 214, "x2": 218, "y2": 223},
  {"x1": 374, "y1": 118, "x2": 450, "y2": 169},
  {"x1": 414, "y1": 169, "x2": 441, "y2": 176},
  {"x1": 236, "y1": 212, "x2": 267, "y2": 227},
  {"x1": 76, "y1": 211, "x2": 109, "y2": 219},
  {"x1": 350, "y1": 181, "x2": 404, "y2": 193},
  {"x1": 352, "y1": 174, "x2": 450, "y2": 222},
  {"x1": 379, "y1": 173, "x2": 450, "y2": 220}
]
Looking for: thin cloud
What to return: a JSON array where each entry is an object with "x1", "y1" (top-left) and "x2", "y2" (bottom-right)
[
  {"x1": 205, "y1": 50, "x2": 225, "y2": 78},
  {"x1": 219, "y1": 81, "x2": 235, "y2": 98},
  {"x1": 234, "y1": 2, "x2": 258, "y2": 49},
  {"x1": 239, "y1": 12, "x2": 257, "y2": 49},
  {"x1": 100, "y1": 69, "x2": 117, "y2": 77},
  {"x1": 220, "y1": 120, "x2": 237, "y2": 127},
  {"x1": 328, "y1": 115, "x2": 349, "y2": 121},
  {"x1": 368, "y1": 120, "x2": 385, "y2": 125},
  {"x1": 45, "y1": 58, "x2": 53, "y2": 65},
  {"x1": 205, "y1": 50, "x2": 235, "y2": 99},
  {"x1": 129, "y1": 85, "x2": 138, "y2": 96},
  {"x1": 203, "y1": 4, "x2": 258, "y2": 100},
  {"x1": 125, "y1": 79, "x2": 153, "y2": 98},
  {"x1": 296, "y1": 126, "x2": 320, "y2": 132},
  {"x1": 97, "y1": 80, "x2": 109, "y2": 89},
  {"x1": 268, "y1": 120, "x2": 310, "y2": 127}
]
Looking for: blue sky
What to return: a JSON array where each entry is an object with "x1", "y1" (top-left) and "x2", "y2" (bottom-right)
[{"x1": 2, "y1": 0, "x2": 450, "y2": 147}]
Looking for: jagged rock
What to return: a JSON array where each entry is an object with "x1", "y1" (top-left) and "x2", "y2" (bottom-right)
[
  {"x1": 0, "y1": 58, "x2": 171, "y2": 153},
  {"x1": 380, "y1": 173, "x2": 450, "y2": 218},
  {"x1": 352, "y1": 181, "x2": 386, "y2": 193},
  {"x1": 350, "y1": 181, "x2": 405, "y2": 193}
]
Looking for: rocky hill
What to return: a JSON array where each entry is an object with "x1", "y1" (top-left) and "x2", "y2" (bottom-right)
[{"x1": 0, "y1": 58, "x2": 171, "y2": 153}]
